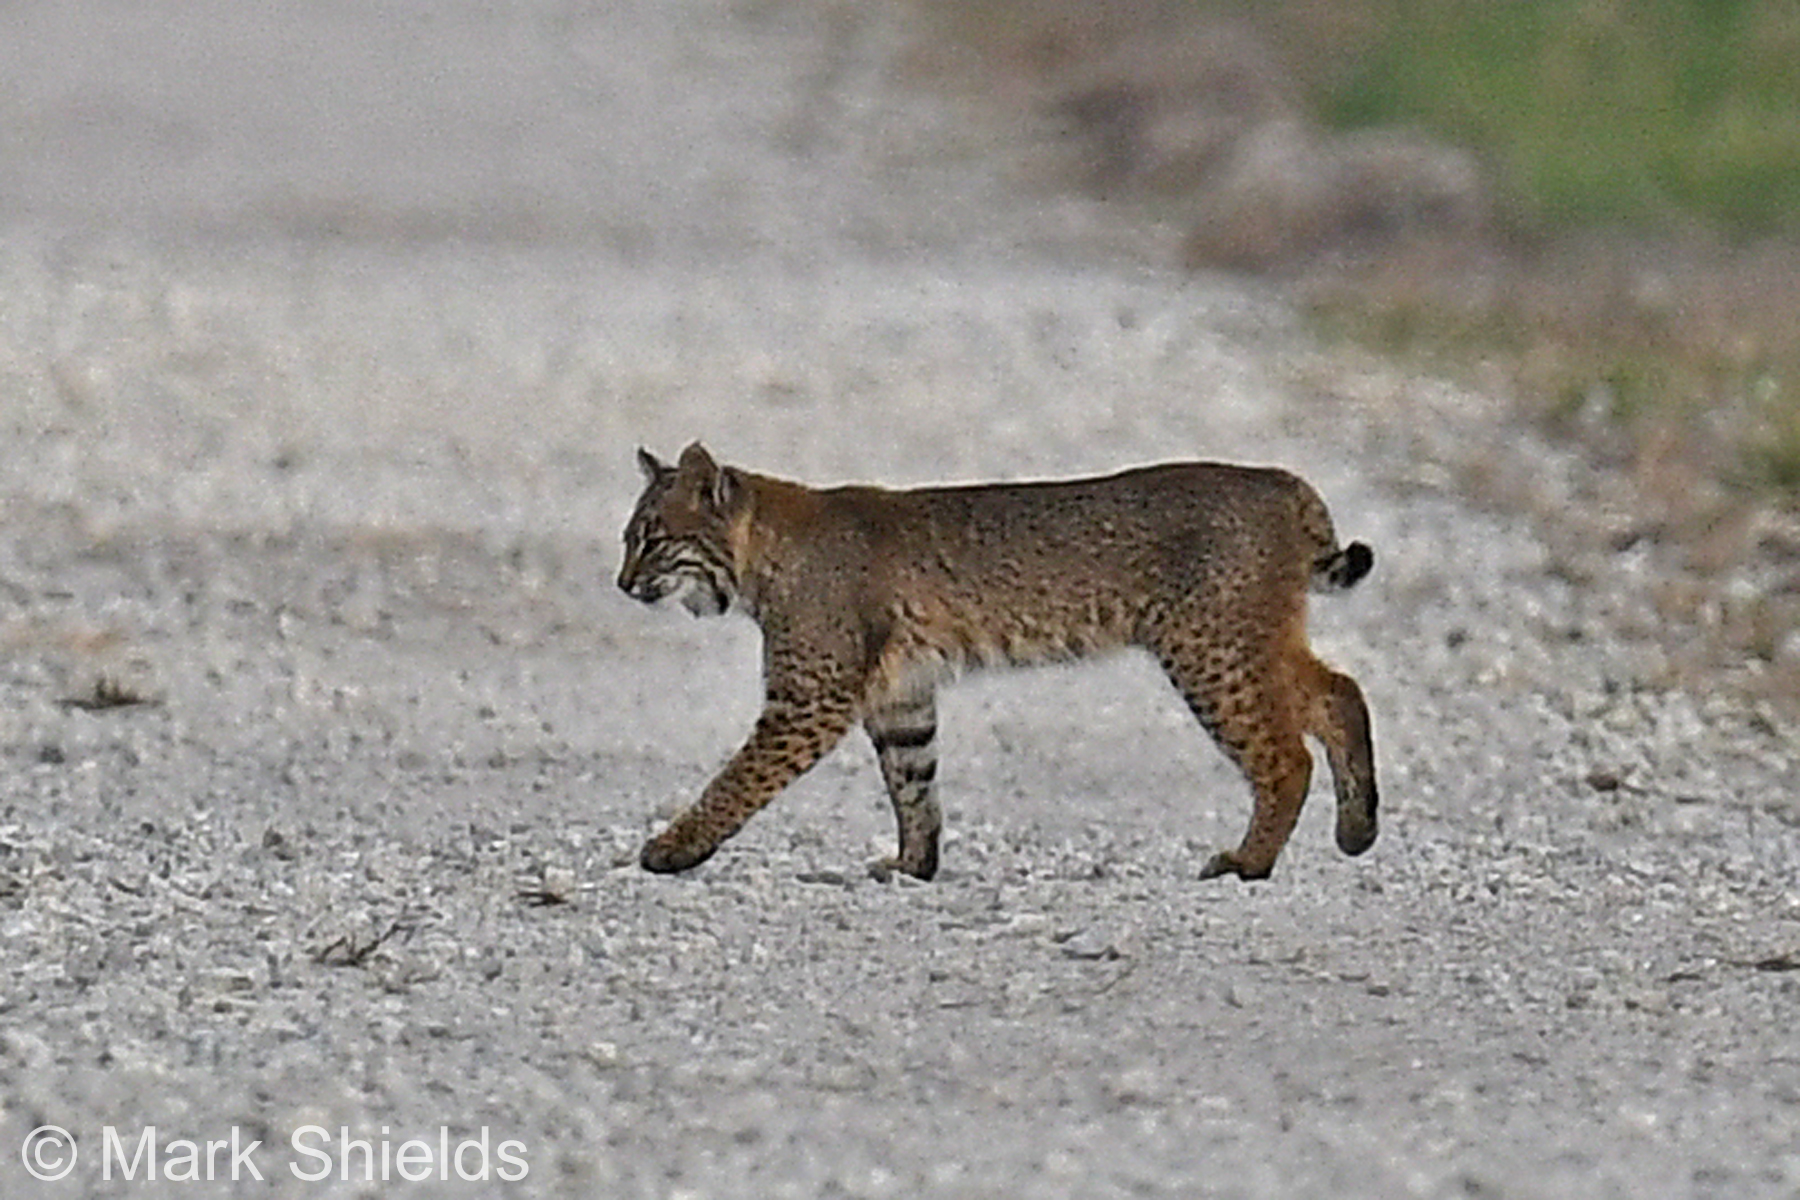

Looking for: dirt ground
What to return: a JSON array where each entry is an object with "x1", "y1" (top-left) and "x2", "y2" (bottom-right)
[{"x1": 2, "y1": 2, "x2": 1798, "y2": 1198}]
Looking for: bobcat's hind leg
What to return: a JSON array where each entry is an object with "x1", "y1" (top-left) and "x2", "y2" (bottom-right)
[
  {"x1": 1298, "y1": 655, "x2": 1378, "y2": 856},
  {"x1": 1196, "y1": 731, "x2": 1313, "y2": 881},
  {"x1": 864, "y1": 692, "x2": 942, "y2": 880},
  {"x1": 1155, "y1": 643, "x2": 1314, "y2": 882},
  {"x1": 641, "y1": 684, "x2": 859, "y2": 874}
]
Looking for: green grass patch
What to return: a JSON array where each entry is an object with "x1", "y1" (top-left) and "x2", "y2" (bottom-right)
[
  {"x1": 1301, "y1": 236, "x2": 1800, "y2": 504},
  {"x1": 914, "y1": 0, "x2": 1800, "y2": 237},
  {"x1": 908, "y1": 0, "x2": 1800, "y2": 505},
  {"x1": 1271, "y1": 0, "x2": 1800, "y2": 237}
]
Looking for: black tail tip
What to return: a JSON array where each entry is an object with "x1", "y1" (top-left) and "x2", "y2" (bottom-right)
[{"x1": 1342, "y1": 541, "x2": 1374, "y2": 587}]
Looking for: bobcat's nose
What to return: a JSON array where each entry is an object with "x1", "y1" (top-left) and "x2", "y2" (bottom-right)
[
  {"x1": 617, "y1": 549, "x2": 645, "y2": 598},
  {"x1": 618, "y1": 566, "x2": 665, "y2": 606}
]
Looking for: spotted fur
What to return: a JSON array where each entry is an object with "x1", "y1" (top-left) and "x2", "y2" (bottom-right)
[{"x1": 619, "y1": 442, "x2": 1377, "y2": 882}]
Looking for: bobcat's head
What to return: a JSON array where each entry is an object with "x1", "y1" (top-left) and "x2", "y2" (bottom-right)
[{"x1": 618, "y1": 442, "x2": 743, "y2": 617}]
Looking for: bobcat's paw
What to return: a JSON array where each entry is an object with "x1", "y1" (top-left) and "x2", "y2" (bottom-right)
[
  {"x1": 639, "y1": 834, "x2": 716, "y2": 874},
  {"x1": 1336, "y1": 813, "x2": 1379, "y2": 857},
  {"x1": 1198, "y1": 850, "x2": 1273, "y2": 882},
  {"x1": 867, "y1": 850, "x2": 938, "y2": 883},
  {"x1": 1335, "y1": 785, "x2": 1380, "y2": 856}
]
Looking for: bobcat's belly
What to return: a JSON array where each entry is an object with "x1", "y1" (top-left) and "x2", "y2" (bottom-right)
[{"x1": 865, "y1": 596, "x2": 1134, "y2": 707}]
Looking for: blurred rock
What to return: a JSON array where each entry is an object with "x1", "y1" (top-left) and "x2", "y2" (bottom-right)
[
  {"x1": 1034, "y1": 21, "x2": 1486, "y2": 272},
  {"x1": 1182, "y1": 121, "x2": 1486, "y2": 272},
  {"x1": 1043, "y1": 24, "x2": 1292, "y2": 198}
]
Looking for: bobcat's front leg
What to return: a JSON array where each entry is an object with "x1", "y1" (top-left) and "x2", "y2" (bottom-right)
[{"x1": 641, "y1": 684, "x2": 859, "y2": 874}]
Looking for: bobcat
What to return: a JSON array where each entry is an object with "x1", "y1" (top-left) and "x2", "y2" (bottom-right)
[{"x1": 619, "y1": 442, "x2": 1377, "y2": 882}]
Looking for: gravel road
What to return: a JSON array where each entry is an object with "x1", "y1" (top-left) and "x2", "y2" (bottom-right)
[{"x1": 3, "y1": 2, "x2": 1798, "y2": 1198}]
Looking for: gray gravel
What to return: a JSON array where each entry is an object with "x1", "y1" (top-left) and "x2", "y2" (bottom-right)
[{"x1": 3, "y1": 2, "x2": 1800, "y2": 1198}]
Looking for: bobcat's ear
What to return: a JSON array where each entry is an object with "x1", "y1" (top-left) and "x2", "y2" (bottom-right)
[
  {"x1": 636, "y1": 447, "x2": 668, "y2": 483},
  {"x1": 675, "y1": 442, "x2": 738, "y2": 513},
  {"x1": 675, "y1": 441, "x2": 718, "y2": 479}
]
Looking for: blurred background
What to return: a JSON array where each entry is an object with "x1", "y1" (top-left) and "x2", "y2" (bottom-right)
[
  {"x1": 8, "y1": 0, "x2": 1797, "y2": 498},
  {"x1": 910, "y1": 0, "x2": 1800, "y2": 492},
  {"x1": 3, "y1": 0, "x2": 1798, "y2": 691},
  {"x1": 903, "y1": 0, "x2": 1800, "y2": 687}
]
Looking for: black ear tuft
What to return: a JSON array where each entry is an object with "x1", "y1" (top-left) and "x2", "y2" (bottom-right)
[{"x1": 636, "y1": 447, "x2": 668, "y2": 483}]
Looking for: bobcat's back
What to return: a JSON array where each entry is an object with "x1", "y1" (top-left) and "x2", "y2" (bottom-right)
[{"x1": 836, "y1": 462, "x2": 1361, "y2": 693}]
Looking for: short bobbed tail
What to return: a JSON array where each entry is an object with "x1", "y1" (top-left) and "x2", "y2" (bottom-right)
[{"x1": 1313, "y1": 541, "x2": 1374, "y2": 592}]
